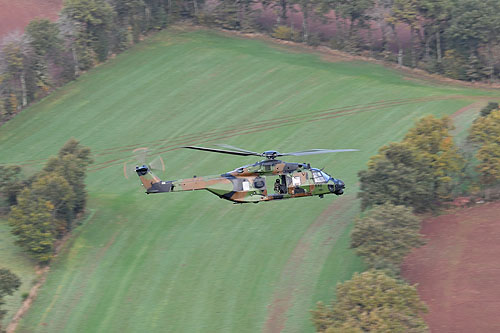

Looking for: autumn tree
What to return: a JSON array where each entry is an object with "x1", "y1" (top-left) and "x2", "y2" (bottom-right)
[
  {"x1": 417, "y1": 0, "x2": 452, "y2": 65},
  {"x1": 402, "y1": 115, "x2": 464, "y2": 201},
  {"x1": 330, "y1": 0, "x2": 375, "y2": 52},
  {"x1": 111, "y1": 0, "x2": 146, "y2": 44},
  {"x1": 213, "y1": 0, "x2": 256, "y2": 31},
  {"x1": 359, "y1": 115, "x2": 462, "y2": 211},
  {"x1": 387, "y1": 0, "x2": 420, "y2": 67},
  {"x1": 468, "y1": 109, "x2": 500, "y2": 186},
  {"x1": 8, "y1": 189, "x2": 56, "y2": 263},
  {"x1": 7, "y1": 139, "x2": 91, "y2": 262},
  {"x1": 111, "y1": 0, "x2": 171, "y2": 44},
  {"x1": 0, "y1": 34, "x2": 33, "y2": 109},
  {"x1": 33, "y1": 138, "x2": 92, "y2": 223},
  {"x1": 0, "y1": 165, "x2": 25, "y2": 208},
  {"x1": 25, "y1": 19, "x2": 63, "y2": 92},
  {"x1": 30, "y1": 174, "x2": 76, "y2": 236},
  {"x1": 42, "y1": 138, "x2": 93, "y2": 217},
  {"x1": 266, "y1": 0, "x2": 290, "y2": 25},
  {"x1": 0, "y1": 268, "x2": 21, "y2": 330},
  {"x1": 465, "y1": 54, "x2": 483, "y2": 81},
  {"x1": 446, "y1": 0, "x2": 500, "y2": 81},
  {"x1": 358, "y1": 142, "x2": 435, "y2": 211},
  {"x1": 290, "y1": 0, "x2": 323, "y2": 43},
  {"x1": 311, "y1": 270, "x2": 428, "y2": 332},
  {"x1": 368, "y1": 0, "x2": 394, "y2": 53},
  {"x1": 61, "y1": 0, "x2": 115, "y2": 65},
  {"x1": 351, "y1": 203, "x2": 424, "y2": 274}
]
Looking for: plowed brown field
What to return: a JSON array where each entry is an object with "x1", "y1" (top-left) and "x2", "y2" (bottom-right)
[
  {"x1": 402, "y1": 202, "x2": 500, "y2": 333},
  {"x1": 0, "y1": 0, "x2": 62, "y2": 39}
]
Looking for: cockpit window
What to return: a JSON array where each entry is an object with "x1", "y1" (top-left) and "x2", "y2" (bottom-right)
[
  {"x1": 312, "y1": 170, "x2": 325, "y2": 183},
  {"x1": 312, "y1": 169, "x2": 331, "y2": 183}
]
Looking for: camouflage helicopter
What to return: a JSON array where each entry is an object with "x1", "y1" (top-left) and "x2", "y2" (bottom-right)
[{"x1": 127, "y1": 144, "x2": 358, "y2": 204}]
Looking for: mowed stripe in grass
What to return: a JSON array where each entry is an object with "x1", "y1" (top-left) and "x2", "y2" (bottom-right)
[{"x1": 0, "y1": 28, "x2": 497, "y2": 332}]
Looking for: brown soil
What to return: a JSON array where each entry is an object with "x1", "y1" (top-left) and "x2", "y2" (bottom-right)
[
  {"x1": 0, "y1": 0, "x2": 62, "y2": 40},
  {"x1": 402, "y1": 202, "x2": 500, "y2": 333}
]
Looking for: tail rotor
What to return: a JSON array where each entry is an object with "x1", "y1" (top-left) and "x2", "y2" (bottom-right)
[
  {"x1": 123, "y1": 147, "x2": 165, "y2": 179},
  {"x1": 149, "y1": 155, "x2": 165, "y2": 173}
]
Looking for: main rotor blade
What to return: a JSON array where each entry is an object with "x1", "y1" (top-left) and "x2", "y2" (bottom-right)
[
  {"x1": 215, "y1": 144, "x2": 259, "y2": 155},
  {"x1": 281, "y1": 149, "x2": 359, "y2": 156},
  {"x1": 183, "y1": 146, "x2": 259, "y2": 157}
]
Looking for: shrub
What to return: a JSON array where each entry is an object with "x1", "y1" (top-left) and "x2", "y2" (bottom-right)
[
  {"x1": 480, "y1": 102, "x2": 499, "y2": 117},
  {"x1": 311, "y1": 270, "x2": 428, "y2": 333},
  {"x1": 272, "y1": 25, "x2": 293, "y2": 40},
  {"x1": 351, "y1": 203, "x2": 425, "y2": 275}
]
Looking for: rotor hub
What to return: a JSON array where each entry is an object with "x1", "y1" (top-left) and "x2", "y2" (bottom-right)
[
  {"x1": 262, "y1": 150, "x2": 280, "y2": 159},
  {"x1": 135, "y1": 165, "x2": 149, "y2": 176}
]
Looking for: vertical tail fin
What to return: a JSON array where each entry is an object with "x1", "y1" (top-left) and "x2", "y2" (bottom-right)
[
  {"x1": 135, "y1": 165, "x2": 160, "y2": 191},
  {"x1": 124, "y1": 148, "x2": 171, "y2": 194},
  {"x1": 135, "y1": 165, "x2": 173, "y2": 194}
]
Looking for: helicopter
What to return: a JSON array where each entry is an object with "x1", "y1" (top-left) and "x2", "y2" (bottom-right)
[{"x1": 127, "y1": 144, "x2": 358, "y2": 204}]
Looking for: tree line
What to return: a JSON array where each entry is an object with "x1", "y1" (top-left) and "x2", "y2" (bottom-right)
[
  {"x1": 0, "y1": 0, "x2": 197, "y2": 123},
  {"x1": 311, "y1": 205, "x2": 429, "y2": 332},
  {"x1": 0, "y1": 139, "x2": 90, "y2": 328},
  {"x1": 209, "y1": 0, "x2": 500, "y2": 81},
  {"x1": 0, "y1": 139, "x2": 90, "y2": 329},
  {"x1": 311, "y1": 109, "x2": 500, "y2": 331},
  {"x1": 468, "y1": 103, "x2": 500, "y2": 192},
  {"x1": 1, "y1": 0, "x2": 499, "y2": 123},
  {"x1": 0, "y1": 139, "x2": 92, "y2": 263},
  {"x1": 359, "y1": 115, "x2": 464, "y2": 212}
]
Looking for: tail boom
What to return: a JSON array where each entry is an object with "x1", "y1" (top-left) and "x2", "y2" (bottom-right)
[{"x1": 135, "y1": 165, "x2": 231, "y2": 194}]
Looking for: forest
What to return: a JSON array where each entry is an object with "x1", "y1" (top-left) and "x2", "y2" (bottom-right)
[{"x1": 1, "y1": 0, "x2": 499, "y2": 123}]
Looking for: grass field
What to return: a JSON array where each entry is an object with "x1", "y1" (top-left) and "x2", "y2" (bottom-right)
[
  {"x1": 0, "y1": 26, "x2": 498, "y2": 332},
  {"x1": 0, "y1": 218, "x2": 37, "y2": 326}
]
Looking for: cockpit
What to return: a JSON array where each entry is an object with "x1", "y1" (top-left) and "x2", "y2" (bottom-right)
[{"x1": 311, "y1": 168, "x2": 332, "y2": 183}]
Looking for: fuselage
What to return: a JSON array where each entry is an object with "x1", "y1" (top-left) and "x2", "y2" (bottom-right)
[{"x1": 137, "y1": 159, "x2": 345, "y2": 203}]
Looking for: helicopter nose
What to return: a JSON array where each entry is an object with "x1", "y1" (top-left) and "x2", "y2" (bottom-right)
[{"x1": 332, "y1": 178, "x2": 345, "y2": 195}]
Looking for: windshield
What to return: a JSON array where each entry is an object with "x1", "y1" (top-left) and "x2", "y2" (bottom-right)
[
  {"x1": 320, "y1": 170, "x2": 331, "y2": 181},
  {"x1": 312, "y1": 169, "x2": 331, "y2": 183}
]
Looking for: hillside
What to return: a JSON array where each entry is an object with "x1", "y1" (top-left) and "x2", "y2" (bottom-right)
[{"x1": 0, "y1": 27, "x2": 498, "y2": 332}]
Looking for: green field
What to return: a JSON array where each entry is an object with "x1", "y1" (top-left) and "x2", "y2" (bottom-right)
[
  {"x1": 0, "y1": 218, "x2": 38, "y2": 326},
  {"x1": 0, "y1": 27, "x2": 498, "y2": 332}
]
